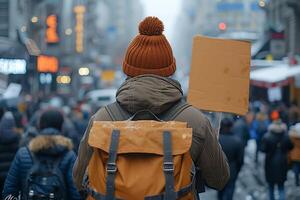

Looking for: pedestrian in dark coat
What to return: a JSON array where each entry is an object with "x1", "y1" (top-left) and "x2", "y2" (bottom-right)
[
  {"x1": 261, "y1": 119, "x2": 293, "y2": 200},
  {"x1": 232, "y1": 112, "x2": 252, "y2": 148},
  {"x1": 2, "y1": 109, "x2": 82, "y2": 200},
  {"x1": 218, "y1": 118, "x2": 244, "y2": 200},
  {"x1": 0, "y1": 107, "x2": 19, "y2": 194},
  {"x1": 252, "y1": 112, "x2": 269, "y2": 162}
]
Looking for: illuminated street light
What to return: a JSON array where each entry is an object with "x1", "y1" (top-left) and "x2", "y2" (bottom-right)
[
  {"x1": 31, "y1": 16, "x2": 39, "y2": 23},
  {"x1": 65, "y1": 28, "x2": 73, "y2": 35},
  {"x1": 21, "y1": 26, "x2": 27, "y2": 32},
  {"x1": 259, "y1": 0, "x2": 266, "y2": 8},
  {"x1": 218, "y1": 22, "x2": 227, "y2": 31},
  {"x1": 78, "y1": 67, "x2": 90, "y2": 76},
  {"x1": 57, "y1": 75, "x2": 71, "y2": 84}
]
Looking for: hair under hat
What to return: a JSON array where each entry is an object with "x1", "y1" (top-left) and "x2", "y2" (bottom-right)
[{"x1": 122, "y1": 16, "x2": 176, "y2": 77}]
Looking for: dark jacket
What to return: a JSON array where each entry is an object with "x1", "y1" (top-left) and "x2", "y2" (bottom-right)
[
  {"x1": 261, "y1": 122, "x2": 294, "y2": 184},
  {"x1": 73, "y1": 75, "x2": 230, "y2": 191},
  {"x1": 2, "y1": 129, "x2": 82, "y2": 200},
  {"x1": 219, "y1": 132, "x2": 243, "y2": 182},
  {"x1": 0, "y1": 112, "x2": 19, "y2": 192},
  {"x1": 232, "y1": 118, "x2": 250, "y2": 148}
]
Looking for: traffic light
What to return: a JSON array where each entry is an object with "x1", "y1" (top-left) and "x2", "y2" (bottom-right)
[{"x1": 218, "y1": 22, "x2": 227, "y2": 31}]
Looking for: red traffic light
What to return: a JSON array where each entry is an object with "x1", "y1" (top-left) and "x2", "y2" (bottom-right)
[{"x1": 218, "y1": 22, "x2": 227, "y2": 31}]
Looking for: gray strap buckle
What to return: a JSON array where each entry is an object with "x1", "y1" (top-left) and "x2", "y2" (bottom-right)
[
  {"x1": 163, "y1": 162, "x2": 174, "y2": 172},
  {"x1": 107, "y1": 162, "x2": 117, "y2": 173}
]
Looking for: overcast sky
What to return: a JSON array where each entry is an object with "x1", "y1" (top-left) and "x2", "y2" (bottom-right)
[{"x1": 140, "y1": 0, "x2": 182, "y2": 41}]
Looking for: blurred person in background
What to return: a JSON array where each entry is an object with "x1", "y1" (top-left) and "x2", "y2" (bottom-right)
[
  {"x1": 232, "y1": 112, "x2": 252, "y2": 167},
  {"x1": 261, "y1": 110, "x2": 294, "y2": 200},
  {"x1": 289, "y1": 123, "x2": 300, "y2": 186},
  {"x1": 0, "y1": 106, "x2": 20, "y2": 194},
  {"x1": 253, "y1": 111, "x2": 269, "y2": 163},
  {"x1": 2, "y1": 109, "x2": 82, "y2": 199},
  {"x1": 232, "y1": 112, "x2": 253, "y2": 148},
  {"x1": 72, "y1": 103, "x2": 91, "y2": 140},
  {"x1": 23, "y1": 104, "x2": 80, "y2": 152},
  {"x1": 288, "y1": 101, "x2": 300, "y2": 127},
  {"x1": 218, "y1": 118, "x2": 244, "y2": 200}
]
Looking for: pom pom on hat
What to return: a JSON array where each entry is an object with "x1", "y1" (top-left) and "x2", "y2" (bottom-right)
[
  {"x1": 123, "y1": 16, "x2": 176, "y2": 77},
  {"x1": 139, "y1": 16, "x2": 164, "y2": 35}
]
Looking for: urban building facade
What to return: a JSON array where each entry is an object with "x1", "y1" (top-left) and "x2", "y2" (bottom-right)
[{"x1": 0, "y1": 0, "x2": 144, "y2": 98}]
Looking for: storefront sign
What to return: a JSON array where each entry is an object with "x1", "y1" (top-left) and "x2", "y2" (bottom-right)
[
  {"x1": 46, "y1": 15, "x2": 59, "y2": 43},
  {"x1": 74, "y1": 5, "x2": 85, "y2": 53},
  {"x1": 37, "y1": 55, "x2": 58, "y2": 73},
  {"x1": 0, "y1": 59, "x2": 26, "y2": 74}
]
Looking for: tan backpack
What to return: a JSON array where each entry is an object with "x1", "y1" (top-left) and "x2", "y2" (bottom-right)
[{"x1": 84, "y1": 102, "x2": 196, "y2": 200}]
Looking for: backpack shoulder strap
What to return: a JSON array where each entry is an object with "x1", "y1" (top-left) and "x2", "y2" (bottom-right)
[
  {"x1": 160, "y1": 100, "x2": 191, "y2": 121},
  {"x1": 105, "y1": 102, "x2": 131, "y2": 121}
]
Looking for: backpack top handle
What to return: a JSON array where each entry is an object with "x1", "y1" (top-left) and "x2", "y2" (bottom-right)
[{"x1": 127, "y1": 109, "x2": 163, "y2": 122}]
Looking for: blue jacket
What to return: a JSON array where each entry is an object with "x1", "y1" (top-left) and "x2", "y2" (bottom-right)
[{"x1": 2, "y1": 128, "x2": 82, "y2": 200}]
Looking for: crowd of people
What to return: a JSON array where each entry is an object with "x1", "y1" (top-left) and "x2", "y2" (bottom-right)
[
  {"x1": 0, "y1": 16, "x2": 300, "y2": 200},
  {"x1": 0, "y1": 94, "x2": 92, "y2": 199},
  {"x1": 218, "y1": 100, "x2": 300, "y2": 200}
]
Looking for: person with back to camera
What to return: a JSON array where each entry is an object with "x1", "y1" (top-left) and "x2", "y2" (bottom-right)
[{"x1": 73, "y1": 16, "x2": 230, "y2": 199}]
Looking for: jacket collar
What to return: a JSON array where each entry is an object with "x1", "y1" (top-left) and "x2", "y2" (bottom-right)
[
  {"x1": 116, "y1": 74, "x2": 183, "y2": 115},
  {"x1": 29, "y1": 134, "x2": 73, "y2": 155}
]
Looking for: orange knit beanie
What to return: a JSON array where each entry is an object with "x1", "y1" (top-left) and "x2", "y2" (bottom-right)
[{"x1": 122, "y1": 16, "x2": 176, "y2": 77}]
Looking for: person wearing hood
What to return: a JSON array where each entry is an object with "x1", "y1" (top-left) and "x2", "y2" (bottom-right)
[
  {"x1": 73, "y1": 16, "x2": 229, "y2": 196},
  {"x1": 0, "y1": 107, "x2": 20, "y2": 194},
  {"x1": 2, "y1": 109, "x2": 82, "y2": 200},
  {"x1": 218, "y1": 118, "x2": 243, "y2": 200},
  {"x1": 289, "y1": 123, "x2": 300, "y2": 186},
  {"x1": 261, "y1": 111, "x2": 294, "y2": 200}
]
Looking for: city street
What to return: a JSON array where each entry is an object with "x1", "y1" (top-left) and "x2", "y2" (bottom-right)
[
  {"x1": 1, "y1": 0, "x2": 300, "y2": 199},
  {"x1": 200, "y1": 140, "x2": 300, "y2": 200}
]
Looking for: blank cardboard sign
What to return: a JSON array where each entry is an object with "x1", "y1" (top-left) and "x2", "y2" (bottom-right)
[{"x1": 187, "y1": 35, "x2": 251, "y2": 115}]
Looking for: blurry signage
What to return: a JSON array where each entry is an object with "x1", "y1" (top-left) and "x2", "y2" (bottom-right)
[
  {"x1": 74, "y1": 5, "x2": 85, "y2": 53},
  {"x1": 46, "y1": 15, "x2": 59, "y2": 43},
  {"x1": 188, "y1": 35, "x2": 251, "y2": 115},
  {"x1": 0, "y1": 59, "x2": 27, "y2": 74},
  {"x1": 39, "y1": 73, "x2": 52, "y2": 84},
  {"x1": 3, "y1": 83, "x2": 22, "y2": 99},
  {"x1": 101, "y1": 70, "x2": 115, "y2": 81},
  {"x1": 57, "y1": 75, "x2": 71, "y2": 84},
  {"x1": 37, "y1": 55, "x2": 58, "y2": 73},
  {"x1": 268, "y1": 87, "x2": 282, "y2": 102}
]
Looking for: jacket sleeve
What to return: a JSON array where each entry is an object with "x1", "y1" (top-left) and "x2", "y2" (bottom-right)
[
  {"x1": 72, "y1": 115, "x2": 95, "y2": 191},
  {"x1": 2, "y1": 149, "x2": 22, "y2": 199},
  {"x1": 65, "y1": 151, "x2": 83, "y2": 200},
  {"x1": 193, "y1": 118, "x2": 230, "y2": 190}
]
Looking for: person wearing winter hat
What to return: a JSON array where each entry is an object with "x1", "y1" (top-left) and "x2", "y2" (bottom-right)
[
  {"x1": 73, "y1": 16, "x2": 229, "y2": 197},
  {"x1": 2, "y1": 109, "x2": 82, "y2": 200},
  {"x1": 218, "y1": 118, "x2": 244, "y2": 200},
  {"x1": 289, "y1": 123, "x2": 300, "y2": 186},
  {"x1": 261, "y1": 119, "x2": 294, "y2": 200}
]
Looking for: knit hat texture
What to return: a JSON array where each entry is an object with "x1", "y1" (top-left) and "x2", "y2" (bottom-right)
[{"x1": 122, "y1": 16, "x2": 176, "y2": 77}]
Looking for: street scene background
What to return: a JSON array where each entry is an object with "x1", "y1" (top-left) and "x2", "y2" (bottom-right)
[{"x1": 1, "y1": 0, "x2": 300, "y2": 199}]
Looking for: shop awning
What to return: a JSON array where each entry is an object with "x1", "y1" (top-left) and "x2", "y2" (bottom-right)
[{"x1": 250, "y1": 64, "x2": 300, "y2": 88}]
